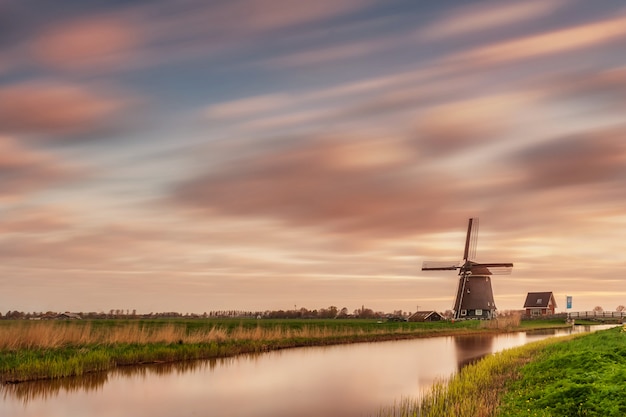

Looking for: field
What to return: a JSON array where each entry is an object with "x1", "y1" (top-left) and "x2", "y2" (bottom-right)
[{"x1": 0, "y1": 317, "x2": 567, "y2": 383}]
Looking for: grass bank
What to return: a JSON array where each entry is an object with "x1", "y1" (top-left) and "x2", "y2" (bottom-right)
[
  {"x1": 498, "y1": 326, "x2": 626, "y2": 417},
  {"x1": 377, "y1": 327, "x2": 624, "y2": 417},
  {"x1": 376, "y1": 337, "x2": 559, "y2": 417},
  {"x1": 0, "y1": 317, "x2": 562, "y2": 383}
]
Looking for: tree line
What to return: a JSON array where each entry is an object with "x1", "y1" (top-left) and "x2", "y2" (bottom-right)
[{"x1": 1, "y1": 306, "x2": 413, "y2": 320}]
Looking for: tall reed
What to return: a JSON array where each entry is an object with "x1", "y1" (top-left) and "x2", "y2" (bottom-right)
[{"x1": 0, "y1": 321, "x2": 438, "y2": 351}]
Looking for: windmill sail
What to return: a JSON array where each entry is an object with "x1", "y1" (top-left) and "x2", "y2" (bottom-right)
[
  {"x1": 463, "y1": 218, "x2": 479, "y2": 261},
  {"x1": 421, "y1": 261, "x2": 460, "y2": 271}
]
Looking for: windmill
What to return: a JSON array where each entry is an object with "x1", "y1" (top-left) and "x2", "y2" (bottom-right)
[{"x1": 422, "y1": 218, "x2": 513, "y2": 320}]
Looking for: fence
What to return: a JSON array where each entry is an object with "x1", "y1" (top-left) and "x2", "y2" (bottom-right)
[{"x1": 567, "y1": 311, "x2": 626, "y2": 319}]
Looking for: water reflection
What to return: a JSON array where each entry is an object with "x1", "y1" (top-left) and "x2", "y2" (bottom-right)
[
  {"x1": 1, "y1": 355, "x2": 252, "y2": 404},
  {"x1": 0, "y1": 325, "x2": 615, "y2": 417},
  {"x1": 454, "y1": 335, "x2": 494, "y2": 370},
  {"x1": 2, "y1": 373, "x2": 108, "y2": 405}
]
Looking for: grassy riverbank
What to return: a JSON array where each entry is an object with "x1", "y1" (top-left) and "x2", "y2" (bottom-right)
[
  {"x1": 0, "y1": 317, "x2": 565, "y2": 383},
  {"x1": 498, "y1": 326, "x2": 626, "y2": 417},
  {"x1": 377, "y1": 326, "x2": 624, "y2": 417}
]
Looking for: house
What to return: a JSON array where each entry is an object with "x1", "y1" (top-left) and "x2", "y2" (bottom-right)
[
  {"x1": 56, "y1": 312, "x2": 82, "y2": 320},
  {"x1": 408, "y1": 311, "x2": 444, "y2": 322},
  {"x1": 523, "y1": 292, "x2": 557, "y2": 317}
]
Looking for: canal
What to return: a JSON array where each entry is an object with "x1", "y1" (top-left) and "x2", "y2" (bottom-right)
[{"x1": 0, "y1": 325, "x2": 612, "y2": 417}]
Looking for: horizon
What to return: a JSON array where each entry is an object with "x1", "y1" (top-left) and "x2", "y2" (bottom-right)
[{"x1": 2, "y1": 0, "x2": 626, "y2": 315}]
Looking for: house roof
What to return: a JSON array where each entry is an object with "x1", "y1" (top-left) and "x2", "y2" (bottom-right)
[
  {"x1": 523, "y1": 292, "x2": 556, "y2": 308},
  {"x1": 408, "y1": 311, "x2": 442, "y2": 321}
]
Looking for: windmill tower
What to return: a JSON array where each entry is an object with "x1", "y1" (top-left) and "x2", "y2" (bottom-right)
[{"x1": 422, "y1": 218, "x2": 513, "y2": 320}]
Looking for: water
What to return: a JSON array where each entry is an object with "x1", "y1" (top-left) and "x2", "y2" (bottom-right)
[{"x1": 0, "y1": 325, "x2": 613, "y2": 417}]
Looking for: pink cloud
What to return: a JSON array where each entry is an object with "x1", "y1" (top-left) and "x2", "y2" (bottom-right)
[
  {"x1": 171, "y1": 135, "x2": 468, "y2": 241},
  {"x1": 32, "y1": 16, "x2": 141, "y2": 72},
  {"x1": 0, "y1": 81, "x2": 136, "y2": 137}
]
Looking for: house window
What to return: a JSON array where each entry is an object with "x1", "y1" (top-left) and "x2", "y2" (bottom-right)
[
  {"x1": 461, "y1": 310, "x2": 467, "y2": 316},
  {"x1": 475, "y1": 309, "x2": 483, "y2": 316},
  {"x1": 537, "y1": 298, "x2": 542, "y2": 304}
]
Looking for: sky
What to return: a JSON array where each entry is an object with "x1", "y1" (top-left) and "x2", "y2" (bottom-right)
[{"x1": 1, "y1": 0, "x2": 626, "y2": 315}]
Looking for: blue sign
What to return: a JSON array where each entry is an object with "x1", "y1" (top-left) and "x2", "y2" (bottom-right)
[{"x1": 566, "y1": 296, "x2": 572, "y2": 309}]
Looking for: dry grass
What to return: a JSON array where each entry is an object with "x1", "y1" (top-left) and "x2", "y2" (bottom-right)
[
  {"x1": 0, "y1": 321, "x2": 403, "y2": 350},
  {"x1": 480, "y1": 312, "x2": 521, "y2": 330}
]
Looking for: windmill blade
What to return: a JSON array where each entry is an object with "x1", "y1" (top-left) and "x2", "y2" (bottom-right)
[
  {"x1": 422, "y1": 260, "x2": 460, "y2": 271},
  {"x1": 469, "y1": 218, "x2": 479, "y2": 261},
  {"x1": 469, "y1": 262, "x2": 513, "y2": 275},
  {"x1": 463, "y1": 218, "x2": 479, "y2": 261},
  {"x1": 462, "y1": 218, "x2": 473, "y2": 261}
]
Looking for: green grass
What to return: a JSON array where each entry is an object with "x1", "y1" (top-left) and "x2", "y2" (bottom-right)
[
  {"x1": 498, "y1": 327, "x2": 626, "y2": 417},
  {"x1": 518, "y1": 319, "x2": 573, "y2": 329}
]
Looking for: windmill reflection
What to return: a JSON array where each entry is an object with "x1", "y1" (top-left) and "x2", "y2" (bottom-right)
[{"x1": 453, "y1": 334, "x2": 494, "y2": 371}]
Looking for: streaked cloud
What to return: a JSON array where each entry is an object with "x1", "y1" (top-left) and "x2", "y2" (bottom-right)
[
  {"x1": 419, "y1": 0, "x2": 564, "y2": 40},
  {"x1": 453, "y1": 13, "x2": 626, "y2": 66}
]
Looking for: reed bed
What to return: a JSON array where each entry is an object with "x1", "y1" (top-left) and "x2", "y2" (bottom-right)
[
  {"x1": 480, "y1": 312, "x2": 522, "y2": 330},
  {"x1": 0, "y1": 321, "x2": 431, "y2": 351}
]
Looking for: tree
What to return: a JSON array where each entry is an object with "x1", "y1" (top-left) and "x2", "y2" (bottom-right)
[
  {"x1": 616, "y1": 305, "x2": 625, "y2": 312},
  {"x1": 593, "y1": 306, "x2": 604, "y2": 313}
]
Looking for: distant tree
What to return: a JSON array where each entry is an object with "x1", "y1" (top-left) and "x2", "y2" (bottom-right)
[
  {"x1": 593, "y1": 306, "x2": 604, "y2": 313},
  {"x1": 616, "y1": 305, "x2": 625, "y2": 312}
]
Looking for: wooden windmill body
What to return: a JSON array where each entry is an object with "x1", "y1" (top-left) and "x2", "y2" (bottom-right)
[{"x1": 422, "y1": 218, "x2": 513, "y2": 320}]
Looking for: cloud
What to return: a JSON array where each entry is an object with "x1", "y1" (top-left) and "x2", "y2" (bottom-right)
[
  {"x1": 31, "y1": 16, "x2": 142, "y2": 72},
  {"x1": 0, "y1": 81, "x2": 137, "y2": 138},
  {"x1": 419, "y1": 0, "x2": 564, "y2": 40},
  {"x1": 0, "y1": 206, "x2": 73, "y2": 233},
  {"x1": 261, "y1": 35, "x2": 397, "y2": 68},
  {"x1": 541, "y1": 66, "x2": 626, "y2": 105},
  {"x1": 205, "y1": 94, "x2": 292, "y2": 120},
  {"x1": 513, "y1": 129, "x2": 626, "y2": 190},
  {"x1": 0, "y1": 136, "x2": 78, "y2": 197},
  {"x1": 171, "y1": 135, "x2": 472, "y2": 241},
  {"x1": 414, "y1": 93, "x2": 536, "y2": 156},
  {"x1": 18, "y1": 0, "x2": 376, "y2": 75},
  {"x1": 451, "y1": 14, "x2": 626, "y2": 66}
]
